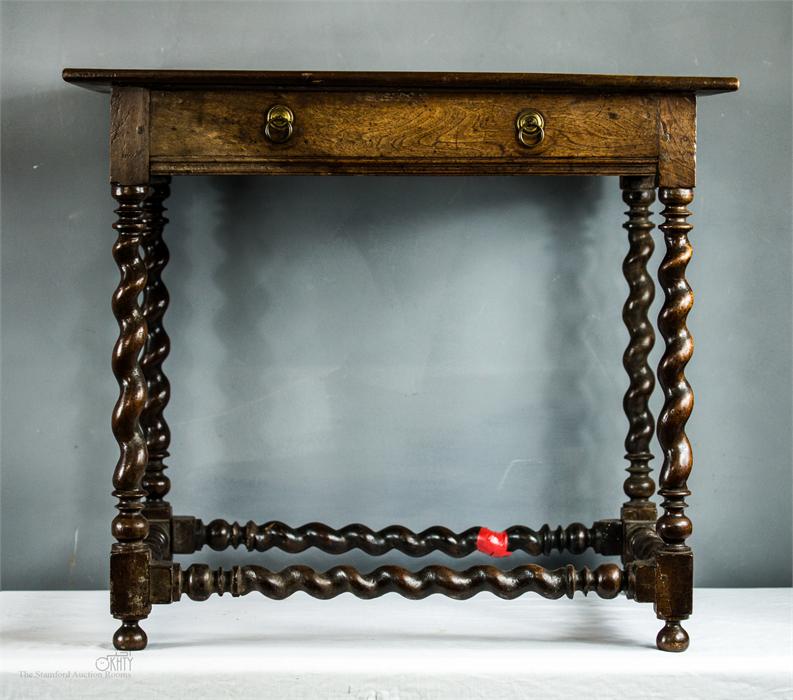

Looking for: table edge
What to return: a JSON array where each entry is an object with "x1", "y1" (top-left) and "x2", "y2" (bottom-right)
[{"x1": 61, "y1": 68, "x2": 740, "y2": 95}]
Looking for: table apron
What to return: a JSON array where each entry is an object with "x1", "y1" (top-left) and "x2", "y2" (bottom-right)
[{"x1": 148, "y1": 89, "x2": 661, "y2": 176}]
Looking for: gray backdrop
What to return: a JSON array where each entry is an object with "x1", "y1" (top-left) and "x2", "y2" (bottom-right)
[{"x1": 1, "y1": 1, "x2": 791, "y2": 590}]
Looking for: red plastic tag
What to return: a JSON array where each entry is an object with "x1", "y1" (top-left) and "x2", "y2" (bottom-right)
[{"x1": 476, "y1": 528, "x2": 511, "y2": 557}]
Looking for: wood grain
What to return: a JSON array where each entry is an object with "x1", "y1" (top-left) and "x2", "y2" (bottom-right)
[
  {"x1": 61, "y1": 68, "x2": 741, "y2": 653},
  {"x1": 110, "y1": 87, "x2": 150, "y2": 184},
  {"x1": 150, "y1": 90, "x2": 659, "y2": 175},
  {"x1": 658, "y1": 94, "x2": 696, "y2": 188}
]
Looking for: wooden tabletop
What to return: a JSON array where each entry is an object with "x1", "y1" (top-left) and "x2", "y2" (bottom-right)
[{"x1": 62, "y1": 69, "x2": 739, "y2": 95}]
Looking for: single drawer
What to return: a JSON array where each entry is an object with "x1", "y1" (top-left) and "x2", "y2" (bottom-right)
[{"x1": 149, "y1": 89, "x2": 659, "y2": 175}]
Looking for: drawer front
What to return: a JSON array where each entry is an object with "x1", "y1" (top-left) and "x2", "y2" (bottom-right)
[{"x1": 150, "y1": 90, "x2": 659, "y2": 175}]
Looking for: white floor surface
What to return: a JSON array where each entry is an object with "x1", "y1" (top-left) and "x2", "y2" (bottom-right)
[{"x1": 1, "y1": 588, "x2": 791, "y2": 699}]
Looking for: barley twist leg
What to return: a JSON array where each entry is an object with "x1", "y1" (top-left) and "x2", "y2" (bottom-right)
[
  {"x1": 110, "y1": 184, "x2": 151, "y2": 651},
  {"x1": 655, "y1": 187, "x2": 695, "y2": 652}
]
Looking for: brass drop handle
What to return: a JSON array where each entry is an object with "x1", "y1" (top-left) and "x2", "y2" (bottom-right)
[
  {"x1": 264, "y1": 104, "x2": 294, "y2": 143},
  {"x1": 516, "y1": 109, "x2": 545, "y2": 148}
]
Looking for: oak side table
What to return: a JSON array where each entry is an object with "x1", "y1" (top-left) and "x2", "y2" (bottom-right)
[{"x1": 62, "y1": 69, "x2": 739, "y2": 653}]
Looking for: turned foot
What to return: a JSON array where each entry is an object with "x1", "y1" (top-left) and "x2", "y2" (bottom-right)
[
  {"x1": 656, "y1": 620, "x2": 689, "y2": 652},
  {"x1": 113, "y1": 620, "x2": 147, "y2": 650}
]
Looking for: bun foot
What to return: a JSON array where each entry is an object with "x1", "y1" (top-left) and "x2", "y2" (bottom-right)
[
  {"x1": 113, "y1": 620, "x2": 147, "y2": 650},
  {"x1": 656, "y1": 620, "x2": 689, "y2": 652}
]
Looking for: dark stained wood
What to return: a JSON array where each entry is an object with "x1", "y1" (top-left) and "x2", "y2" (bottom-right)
[
  {"x1": 655, "y1": 186, "x2": 696, "y2": 652},
  {"x1": 169, "y1": 561, "x2": 624, "y2": 601},
  {"x1": 658, "y1": 94, "x2": 697, "y2": 188},
  {"x1": 149, "y1": 89, "x2": 659, "y2": 176},
  {"x1": 153, "y1": 157, "x2": 657, "y2": 177},
  {"x1": 109, "y1": 184, "x2": 151, "y2": 651},
  {"x1": 140, "y1": 178, "x2": 173, "y2": 562},
  {"x1": 626, "y1": 524, "x2": 663, "y2": 563},
  {"x1": 655, "y1": 550, "x2": 694, "y2": 651},
  {"x1": 140, "y1": 179, "x2": 172, "y2": 508},
  {"x1": 656, "y1": 187, "x2": 695, "y2": 550},
  {"x1": 63, "y1": 68, "x2": 738, "y2": 652},
  {"x1": 63, "y1": 68, "x2": 740, "y2": 95},
  {"x1": 171, "y1": 515, "x2": 201, "y2": 555},
  {"x1": 187, "y1": 519, "x2": 620, "y2": 556},
  {"x1": 110, "y1": 87, "x2": 150, "y2": 184},
  {"x1": 619, "y1": 176, "x2": 657, "y2": 527}
]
